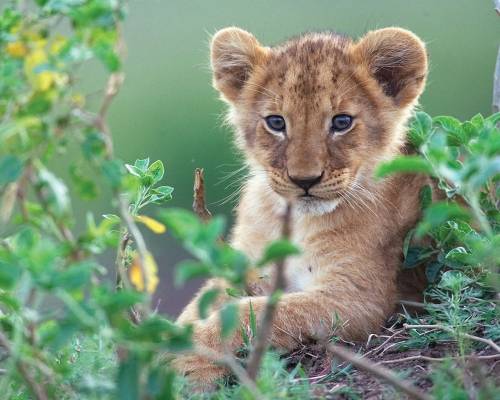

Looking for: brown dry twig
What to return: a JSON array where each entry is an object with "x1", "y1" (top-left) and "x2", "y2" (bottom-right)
[
  {"x1": 494, "y1": 1, "x2": 500, "y2": 111},
  {"x1": 0, "y1": 332, "x2": 48, "y2": 400},
  {"x1": 404, "y1": 324, "x2": 500, "y2": 354},
  {"x1": 246, "y1": 203, "x2": 292, "y2": 381},
  {"x1": 189, "y1": 168, "x2": 262, "y2": 396},
  {"x1": 193, "y1": 168, "x2": 212, "y2": 222},
  {"x1": 328, "y1": 343, "x2": 431, "y2": 400},
  {"x1": 379, "y1": 353, "x2": 500, "y2": 365}
]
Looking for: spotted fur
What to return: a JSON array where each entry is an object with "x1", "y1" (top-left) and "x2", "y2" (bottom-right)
[{"x1": 174, "y1": 27, "x2": 430, "y2": 389}]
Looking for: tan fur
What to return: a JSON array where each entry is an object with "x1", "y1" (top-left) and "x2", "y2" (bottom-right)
[{"x1": 173, "y1": 27, "x2": 429, "y2": 388}]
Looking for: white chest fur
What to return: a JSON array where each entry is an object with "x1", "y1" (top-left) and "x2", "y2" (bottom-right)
[
  {"x1": 284, "y1": 254, "x2": 317, "y2": 292},
  {"x1": 284, "y1": 214, "x2": 323, "y2": 292}
]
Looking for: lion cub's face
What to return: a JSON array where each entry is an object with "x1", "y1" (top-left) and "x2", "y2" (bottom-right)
[{"x1": 211, "y1": 27, "x2": 427, "y2": 214}]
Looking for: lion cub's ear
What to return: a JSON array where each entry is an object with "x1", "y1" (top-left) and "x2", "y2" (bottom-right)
[
  {"x1": 210, "y1": 27, "x2": 268, "y2": 103},
  {"x1": 354, "y1": 28, "x2": 428, "y2": 107}
]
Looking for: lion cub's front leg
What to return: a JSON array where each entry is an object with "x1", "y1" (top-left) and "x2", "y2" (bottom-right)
[{"x1": 174, "y1": 281, "x2": 392, "y2": 388}]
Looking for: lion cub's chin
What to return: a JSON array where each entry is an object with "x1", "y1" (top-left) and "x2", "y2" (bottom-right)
[{"x1": 293, "y1": 197, "x2": 341, "y2": 216}]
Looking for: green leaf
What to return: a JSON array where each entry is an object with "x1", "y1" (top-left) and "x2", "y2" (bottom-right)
[
  {"x1": 249, "y1": 300, "x2": 257, "y2": 338},
  {"x1": 159, "y1": 209, "x2": 201, "y2": 240},
  {"x1": 403, "y1": 246, "x2": 432, "y2": 268},
  {"x1": 416, "y1": 202, "x2": 470, "y2": 236},
  {"x1": 443, "y1": 247, "x2": 468, "y2": 268},
  {"x1": 402, "y1": 228, "x2": 415, "y2": 258},
  {"x1": 375, "y1": 156, "x2": 432, "y2": 178},
  {"x1": 52, "y1": 261, "x2": 93, "y2": 291},
  {"x1": 257, "y1": 239, "x2": 300, "y2": 267},
  {"x1": 425, "y1": 261, "x2": 443, "y2": 283},
  {"x1": 148, "y1": 160, "x2": 164, "y2": 184},
  {"x1": 117, "y1": 353, "x2": 140, "y2": 400},
  {"x1": 150, "y1": 185, "x2": 174, "y2": 203},
  {"x1": 37, "y1": 168, "x2": 70, "y2": 216},
  {"x1": 93, "y1": 38, "x2": 121, "y2": 72},
  {"x1": 220, "y1": 303, "x2": 239, "y2": 338},
  {"x1": 82, "y1": 131, "x2": 106, "y2": 160},
  {"x1": 198, "y1": 288, "x2": 219, "y2": 319},
  {"x1": 175, "y1": 261, "x2": 210, "y2": 286},
  {"x1": 134, "y1": 158, "x2": 150, "y2": 172},
  {"x1": 103, "y1": 214, "x2": 120, "y2": 223},
  {"x1": 0, "y1": 155, "x2": 23, "y2": 187},
  {"x1": 470, "y1": 113, "x2": 484, "y2": 128},
  {"x1": 433, "y1": 115, "x2": 465, "y2": 146},
  {"x1": 102, "y1": 159, "x2": 124, "y2": 189},
  {"x1": 408, "y1": 111, "x2": 432, "y2": 147},
  {"x1": 419, "y1": 185, "x2": 432, "y2": 210},
  {"x1": 69, "y1": 165, "x2": 97, "y2": 200},
  {"x1": 485, "y1": 112, "x2": 500, "y2": 126},
  {"x1": 94, "y1": 287, "x2": 144, "y2": 315},
  {"x1": 125, "y1": 164, "x2": 143, "y2": 177},
  {"x1": 0, "y1": 259, "x2": 21, "y2": 289},
  {"x1": 438, "y1": 270, "x2": 473, "y2": 292}
]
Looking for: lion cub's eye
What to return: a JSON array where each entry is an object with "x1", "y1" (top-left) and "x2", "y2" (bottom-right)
[
  {"x1": 331, "y1": 114, "x2": 353, "y2": 133},
  {"x1": 264, "y1": 115, "x2": 286, "y2": 133}
]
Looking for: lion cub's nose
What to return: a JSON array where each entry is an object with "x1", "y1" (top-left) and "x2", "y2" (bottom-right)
[{"x1": 288, "y1": 172, "x2": 324, "y2": 192}]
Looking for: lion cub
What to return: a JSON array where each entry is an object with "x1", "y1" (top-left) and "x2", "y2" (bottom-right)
[{"x1": 174, "y1": 26, "x2": 429, "y2": 387}]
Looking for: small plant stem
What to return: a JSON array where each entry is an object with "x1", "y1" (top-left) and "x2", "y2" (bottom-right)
[
  {"x1": 115, "y1": 230, "x2": 130, "y2": 290},
  {"x1": 193, "y1": 168, "x2": 212, "y2": 222},
  {"x1": 404, "y1": 324, "x2": 500, "y2": 353},
  {"x1": 494, "y1": 3, "x2": 500, "y2": 112},
  {"x1": 87, "y1": 26, "x2": 152, "y2": 315},
  {"x1": 0, "y1": 332, "x2": 48, "y2": 400},
  {"x1": 246, "y1": 203, "x2": 292, "y2": 381},
  {"x1": 328, "y1": 343, "x2": 431, "y2": 400},
  {"x1": 118, "y1": 196, "x2": 151, "y2": 315},
  {"x1": 495, "y1": 0, "x2": 500, "y2": 15},
  {"x1": 379, "y1": 354, "x2": 500, "y2": 364}
]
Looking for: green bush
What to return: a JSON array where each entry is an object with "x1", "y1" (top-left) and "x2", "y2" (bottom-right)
[{"x1": 0, "y1": 1, "x2": 498, "y2": 399}]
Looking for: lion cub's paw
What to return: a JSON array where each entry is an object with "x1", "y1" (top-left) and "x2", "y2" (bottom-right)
[{"x1": 172, "y1": 353, "x2": 228, "y2": 392}]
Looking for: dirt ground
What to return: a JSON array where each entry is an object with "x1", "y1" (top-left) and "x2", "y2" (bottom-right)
[{"x1": 285, "y1": 324, "x2": 500, "y2": 399}]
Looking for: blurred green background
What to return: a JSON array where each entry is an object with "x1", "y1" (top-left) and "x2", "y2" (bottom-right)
[{"x1": 83, "y1": 0, "x2": 499, "y2": 316}]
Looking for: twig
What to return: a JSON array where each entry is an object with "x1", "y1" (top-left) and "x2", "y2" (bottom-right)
[
  {"x1": 399, "y1": 300, "x2": 427, "y2": 309},
  {"x1": 88, "y1": 24, "x2": 151, "y2": 317},
  {"x1": 364, "y1": 328, "x2": 406, "y2": 358},
  {"x1": 494, "y1": 0, "x2": 500, "y2": 16},
  {"x1": 115, "y1": 230, "x2": 131, "y2": 290},
  {"x1": 0, "y1": 332, "x2": 48, "y2": 400},
  {"x1": 404, "y1": 324, "x2": 500, "y2": 353},
  {"x1": 327, "y1": 343, "x2": 431, "y2": 400},
  {"x1": 32, "y1": 175, "x2": 79, "y2": 256},
  {"x1": 118, "y1": 195, "x2": 151, "y2": 316},
  {"x1": 95, "y1": 72, "x2": 125, "y2": 155},
  {"x1": 494, "y1": 1, "x2": 500, "y2": 112},
  {"x1": 246, "y1": 203, "x2": 292, "y2": 381},
  {"x1": 193, "y1": 168, "x2": 212, "y2": 222},
  {"x1": 379, "y1": 353, "x2": 500, "y2": 365}
]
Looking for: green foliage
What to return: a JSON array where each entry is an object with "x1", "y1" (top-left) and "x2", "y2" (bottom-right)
[
  {"x1": 381, "y1": 112, "x2": 499, "y2": 397},
  {"x1": 0, "y1": 1, "x2": 498, "y2": 398},
  {"x1": 0, "y1": 2, "x2": 186, "y2": 399},
  {"x1": 378, "y1": 111, "x2": 499, "y2": 291}
]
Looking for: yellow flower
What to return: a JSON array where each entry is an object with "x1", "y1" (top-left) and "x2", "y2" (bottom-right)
[
  {"x1": 129, "y1": 252, "x2": 159, "y2": 294},
  {"x1": 71, "y1": 93, "x2": 86, "y2": 108},
  {"x1": 34, "y1": 71, "x2": 55, "y2": 91},
  {"x1": 50, "y1": 35, "x2": 67, "y2": 55},
  {"x1": 135, "y1": 215, "x2": 166, "y2": 234},
  {"x1": 24, "y1": 48, "x2": 48, "y2": 76},
  {"x1": 6, "y1": 42, "x2": 27, "y2": 58}
]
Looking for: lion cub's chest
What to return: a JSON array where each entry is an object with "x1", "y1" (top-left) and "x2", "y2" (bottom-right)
[
  {"x1": 284, "y1": 254, "x2": 318, "y2": 292},
  {"x1": 284, "y1": 223, "x2": 326, "y2": 292}
]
